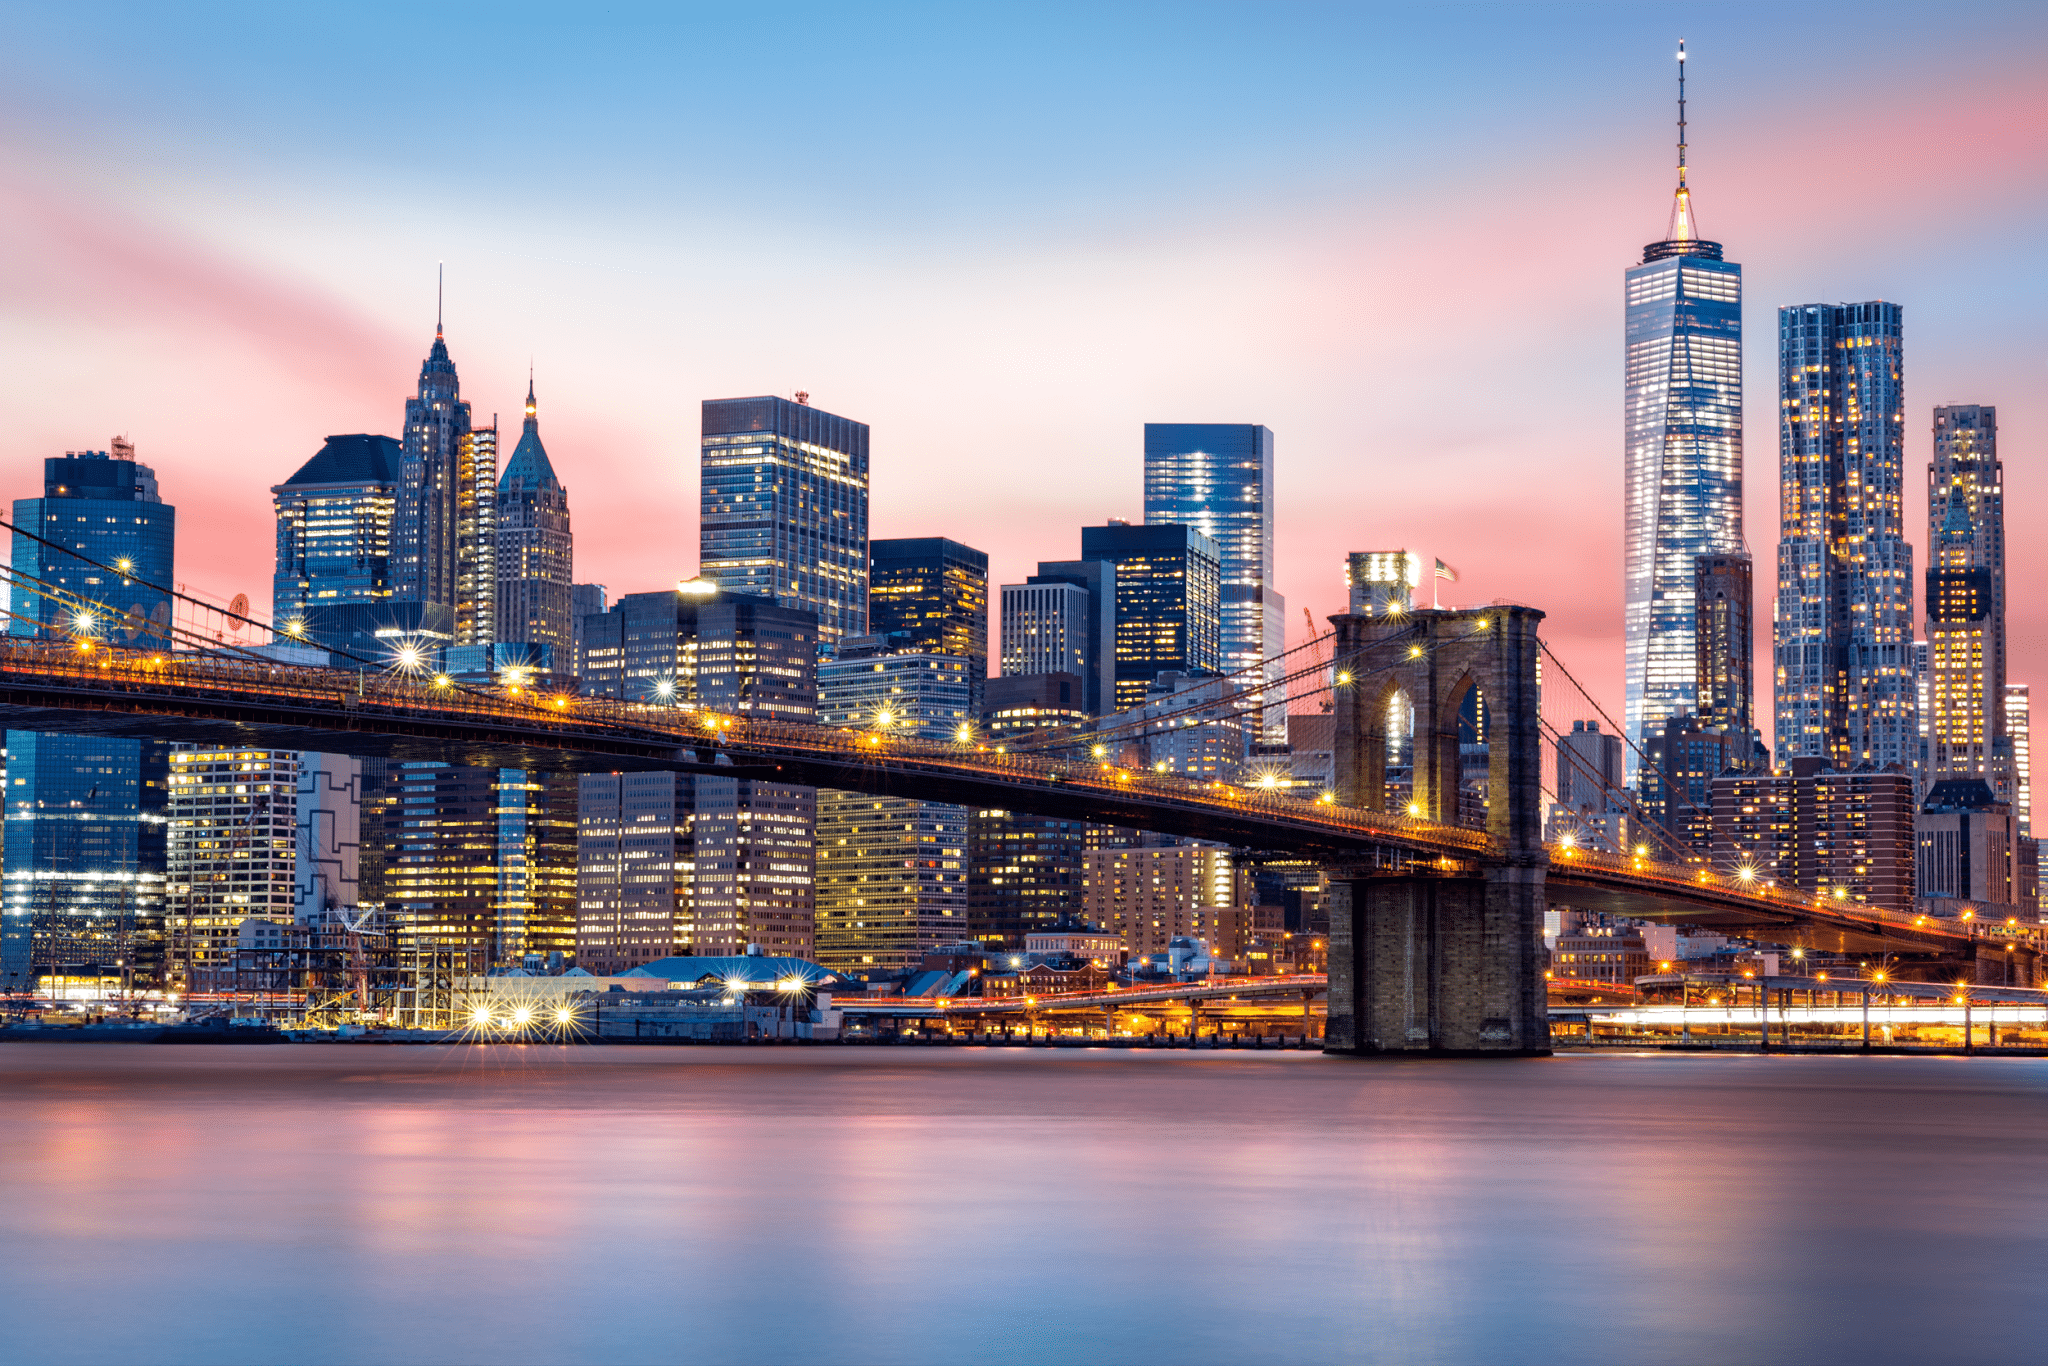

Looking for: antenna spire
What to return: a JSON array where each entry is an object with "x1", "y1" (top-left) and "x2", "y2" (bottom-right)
[
  {"x1": 436, "y1": 262, "x2": 444, "y2": 339},
  {"x1": 1667, "y1": 39, "x2": 1695, "y2": 242}
]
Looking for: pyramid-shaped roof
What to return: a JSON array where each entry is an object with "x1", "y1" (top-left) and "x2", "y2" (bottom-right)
[{"x1": 281, "y1": 434, "x2": 401, "y2": 487}]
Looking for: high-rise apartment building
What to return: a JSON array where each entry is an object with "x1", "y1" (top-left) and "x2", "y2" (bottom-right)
[
  {"x1": 1622, "y1": 49, "x2": 1743, "y2": 779},
  {"x1": 699, "y1": 395, "x2": 869, "y2": 651},
  {"x1": 166, "y1": 748, "x2": 299, "y2": 996},
  {"x1": 1143, "y1": 424, "x2": 1285, "y2": 739},
  {"x1": 496, "y1": 379, "x2": 573, "y2": 661},
  {"x1": 1918, "y1": 778, "x2": 2020, "y2": 910},
  {"x1": 1079, "y1": 523, "x2": 1222, "y2": 714},
  {"x1": 4, "y1": 445, "x2": 177, "y2": 994},
  {"x1": 1774, "y1": 302, "x2": 1915, "y2": 771},
  {"x1": 456, "y1": 420, "x2": 497, "y2": 646},
  {"x1": 1694, "y1": 552, "x2": 1754, "y2": 737},
  {"x1": 1712, "y1": 761, "x2": 1916, "y2": 911},
  {"x1": 814, "y1": 640, "x2": 972, "y2": 973},
  {"x1": 1080, "y1": 844, "x2": 1247, "y2": 959},
  {"x1": 1002, "y1": 559, "x2": 1116, "y2": 716},
  {"x1": 271, "y1": 435, "x2": 399, "y2": 627},
  {"x1": 570, "y1": 583, "x2": 607, "y2": 673},
  {"x1": 1925, "y1": 405, "x2": 2006, "y2": 796},
  {"x1": 576, "y1": 772, "x2": 695, "y2": 974},
  {"x1": 1556, "y1": 720, "x2": 1623, "y2": 814},
  {"x1": 2006, "y1": 684, "x2": 2031, "y2": 837},
  {"x1": 293, "y1": 753, "x2": 364, "y2": 921}
]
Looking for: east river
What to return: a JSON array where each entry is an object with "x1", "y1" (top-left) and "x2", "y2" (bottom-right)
[{"x1": 2, "y1": 1045, "x2": 2044, "y2": 1365}]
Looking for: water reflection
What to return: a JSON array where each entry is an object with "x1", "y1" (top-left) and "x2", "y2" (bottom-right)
[{"x1": 1, "y1": 1046, "x2": 2044, "y2": 1365}]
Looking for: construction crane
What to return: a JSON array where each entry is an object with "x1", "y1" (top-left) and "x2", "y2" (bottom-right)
[{"x1": 1303, "y1": 608, "x2": 1333, "y2": 713}]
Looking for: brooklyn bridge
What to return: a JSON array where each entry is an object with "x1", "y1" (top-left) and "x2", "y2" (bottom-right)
[{"x1": 0, "y1": 586, "x2": 2035, "y2": 1055}]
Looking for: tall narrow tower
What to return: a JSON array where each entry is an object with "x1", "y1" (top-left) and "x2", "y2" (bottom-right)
[
  {"x1": 496, "y1": 375, "x2": 574, "y2": 663},
  {"x1": 1773, "y1": 302, "x2": 1913, "y2": 771},
  {"x1": 395, "y1": 287, "x2": 473, "y2": 616},
  {"x1": 1622, "y1": 40, "x2": 1744, "y2": 781},
  {"x1": 1926, "y1": 405, "x2": 2005, "y2": 793}
]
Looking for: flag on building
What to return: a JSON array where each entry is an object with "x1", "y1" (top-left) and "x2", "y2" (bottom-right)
[{"x1": 1435, "y1": 559, "x2": 1459, "y2": 582}]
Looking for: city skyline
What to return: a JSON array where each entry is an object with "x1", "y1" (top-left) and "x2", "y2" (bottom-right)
[{"x1": 0, "y1": 7, "x2": 2040, "y2": 751}]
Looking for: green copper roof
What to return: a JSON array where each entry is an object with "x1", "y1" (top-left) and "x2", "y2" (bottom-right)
[{"x1": 499, "y1": 377, "x2": 560, "y2": 489}]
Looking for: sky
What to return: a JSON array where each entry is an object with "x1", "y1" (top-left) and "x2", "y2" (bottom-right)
[{"x1": 1, "y1": 1, "x2": 2043, "y2": 743}]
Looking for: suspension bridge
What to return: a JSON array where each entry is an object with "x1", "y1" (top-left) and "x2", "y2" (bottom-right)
[{"x1": 1, "y1": 528, "x2": 2037, "y2": 1053}]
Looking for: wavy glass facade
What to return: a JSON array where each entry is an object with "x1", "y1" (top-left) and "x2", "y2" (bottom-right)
[
  {"x1": 1143, "y1": 424, "x2": 1285, "y2": 740},
  {"x1": 1773, "y1": 302, "x2": 1915, "y2": 772},
  {"x1": 1622, "y1": 242, "x2": 1743, "y2": 779}
]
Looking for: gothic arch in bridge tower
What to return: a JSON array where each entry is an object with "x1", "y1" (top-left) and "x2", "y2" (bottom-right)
[{"x1": 1325, "y1": 604, "x2": 1550, "y2": 1056}]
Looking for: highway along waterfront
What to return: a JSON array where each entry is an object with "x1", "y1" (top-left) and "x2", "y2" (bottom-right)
[{"x1": 2, "y1": 1046, "x2": 2045, "y2": 1365}]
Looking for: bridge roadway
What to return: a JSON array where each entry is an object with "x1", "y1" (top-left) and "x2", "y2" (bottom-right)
[{"x1": 0, "y1": 640, "x2": 2033, "y2": 968}]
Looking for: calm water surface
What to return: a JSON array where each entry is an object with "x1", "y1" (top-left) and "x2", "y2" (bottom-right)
[{"x1": 2, "y1": 1045, "x2": 2044, "y2": 1365}]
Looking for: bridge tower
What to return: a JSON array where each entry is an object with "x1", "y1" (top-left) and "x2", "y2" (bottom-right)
[{"x1": 1325, "y1": 604, "x2": 1549, "y2": 1055}]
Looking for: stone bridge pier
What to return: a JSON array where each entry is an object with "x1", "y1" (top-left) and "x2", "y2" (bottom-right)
[{"x1": 1324, "y1": 604, "x2": 1550, "y2": 1056}]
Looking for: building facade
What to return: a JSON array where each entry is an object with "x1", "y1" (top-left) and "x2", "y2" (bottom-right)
[
  {"x1": 1080, "y1": 844, "x2": 1250, "y2": 960},
  {"x1": 2006, "y1": 683, "x2": 2031, "y2": 838},
  {"x1": 1143, "y1": 423, "x2": 1285, "y2": 739},
  {"x1": 1621, "y1": 96, "x2": 1743, "y2": 779},
  {"x1": 813, "y1": 643, "x2": 973, "y2": 973},
  {"x1": 166, "y1": 748, "x2": 299, "y2": 996},
  {"x1": 699, "y1": 395, "x2": 869, "y2": 651},
  {"x1": 576, "y1": 771, "x2": 694, "y2": 974},
  {"x1": 1917, "y1": 778, "x2": 2020, "y2": 910},
  {"x1": 1925, "y1": 404, "x2": 2006, "y2": 797},
  {"x1": 1079, "y1": 523, "x2": 1222, "y2": 714},
  {"x1": 1774, "y1": 302, "x2": 1915, "y2": 773},
  {"x1": 395, "y1": 321, "x2": 473, "y2": 617},
  {"x1": 1694, "y1": 552, "x2": 1755, "y2": 737},
  {"x1": 4, "y1": 444, "x2": 177, "y2": 994},
  {"x1": 496, "y1": 379, "x2": 573, "y2": 661},
  {"x1": 456, "y1": 421, "x2": 497, "y2": 647},
  {"x1": 1002, "y1": 559, "x2": 1116, "y2": 716},
  {"x1": 1710, "y1": 761, "x2": 1916, "y2": 911},
  {"x1": 868, "y1": 538, "x2": 988, "y2": 709},
  {"x1": 271, "y1": 434, "x2": 400, "y2": 628}
]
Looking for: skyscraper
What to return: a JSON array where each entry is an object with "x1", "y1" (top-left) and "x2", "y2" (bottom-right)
[
  {"x1": 1926, "y1": 405, "x2": 2006, "y2": 795},
  {"x1": 1143, "y1": 424, "x2": 1285, "y2": 738},
  {"x1": 1622, "y1": 44, "x2": 1743, "y2": 779},
  {"x1": 868, "y1": 537, "x2": 988, "y2": 708},
  {"x1": 1003, "y1": 559, "x2": 1117, "y2": 716},
  {"x1": 1693, "y1": 552, "x2": 1754, "y2": 737},
  {"x1": 576, "y1": 584, "x2": 821, "y2": 957},
  {"x1": 4, "y1": 444, "x2": 176, "y2": 995},
  {"x1": 576, "y1": 771, "x2": 694, "y2": 974},
  {"x1": 699, "y1": 394, "x2": 869, "y2": 651},
  {"x1": 166, "y1": 747, "x2": 300, "y2": 997},
  {"x1": 2006, "y1": 684, "x2": 2031, "y2": 838},
  {"x1": 395, "y1": 316, "x2": 472, "y2": 615},
  {"x1": 496, "y1": 378, "x2": 573, "y2": 662},
  {"x1": 570, "y1": 583, "x2": 607, "y2": 674},
  {"x1": 272, "y1": 434, "x2": 399, "y2": 627},
  {"x1": 455, "y1": 420, "x2": 497, "y2": 647},
  {"x1": 1079, "y1": 523, "x2": 1222, "y2": 714},
  {"x1": 1773, "y1": 302, "x2": 1914, "y2": 771},
  {"x1": 814, "y1": 639, "x2": 973, "y2": 973}
]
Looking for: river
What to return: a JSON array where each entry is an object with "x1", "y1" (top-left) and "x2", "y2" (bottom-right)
[{"x1": 1, "y1": 1045, "x2": 2042, "y2": 1365}]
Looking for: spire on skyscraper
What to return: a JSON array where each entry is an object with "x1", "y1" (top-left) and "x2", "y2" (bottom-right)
[
  {"x1": 503, "y1": 372, "x2": 558, "y2": 487},
  {"x1": 1667, "y1": 39, "x2": 1696, "y2": 243}
]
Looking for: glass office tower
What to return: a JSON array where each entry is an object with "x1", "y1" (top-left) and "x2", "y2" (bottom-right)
[
  {"x1": 1143, "y1": 424, "x2": 1285, "y2": 739},
  {"x1": 868, "y1": 537, "x2": 988, "y2": 709},
  {"x1": 700, "y1": 395, "x2": 870, "y2": 652},
  {"x1": 1622, "y1": 51, "x2": 1743, "y2": 781},
  {"x1": 272, "y1": 434, "x2": 401, "y2": 625},
  {"x1": 1078, "y1": 523, "x2": 1222, "y2": 714},
  {"x1": 1925, "y1": 405, "x2": 2006, "y2": 796},
  {"x1": 1773, "y1": 302, "x2": 1914, "y2": 772},
  {"x1": 4, "y1": 444, "x2": 177, "y2": 993}
]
